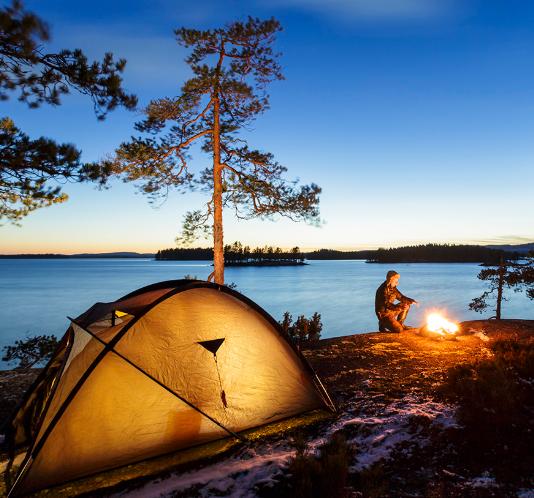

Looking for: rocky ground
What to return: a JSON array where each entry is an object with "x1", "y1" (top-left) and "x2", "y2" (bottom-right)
[{"x1": 1, "y1": 319, "x2": 533, "y2": 497}]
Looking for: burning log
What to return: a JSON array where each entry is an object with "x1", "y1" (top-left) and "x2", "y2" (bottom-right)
[{"x1": 418, "y1": 313, "x2": 460, "y2": 340}]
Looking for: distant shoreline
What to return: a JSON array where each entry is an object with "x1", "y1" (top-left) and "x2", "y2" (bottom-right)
[
  {"x1": 0, "y1": 257, "x2": 511, "y2": 264},
  {"x1": 0, "y1": 252, "x2": 155, "y2": 259},
  {"x1": 1, "y1": 242, "x2": 532, "y2": 262}
]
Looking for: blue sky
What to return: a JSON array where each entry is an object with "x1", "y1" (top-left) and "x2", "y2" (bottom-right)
[{"x1": 2, "y1": 0, "x2": 533, "y2": 253}]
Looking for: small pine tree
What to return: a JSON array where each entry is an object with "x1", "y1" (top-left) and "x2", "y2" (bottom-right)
[
  {"x1": 295, "y1": 315, "x2": 309, "y2": 344},
  {"x1": 469, "y1": 256, "x2": 534, "y2": 319},
  {"x1": 280, "y1": 311, "x2": 293, "y2": 336},
  {"x1": 308, "y1": 312, "x2": 323, "y2": 342}
]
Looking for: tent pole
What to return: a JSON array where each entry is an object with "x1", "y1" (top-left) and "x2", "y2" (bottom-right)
[{"x1": 312, "y1": 375, "x2": 336, "y2": 413}]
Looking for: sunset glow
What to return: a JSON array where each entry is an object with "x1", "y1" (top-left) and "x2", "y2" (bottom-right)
[{"x1": 1, "y1": 1, "x2": 533, "y2": 254}]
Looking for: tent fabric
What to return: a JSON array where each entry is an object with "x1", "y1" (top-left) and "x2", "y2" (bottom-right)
[
  {"x1": 7, "y1": 280, "x2": 334, "y2": 496},
  {"x1": 7, "y1": 332, "x2": 72, "y2": 452}
]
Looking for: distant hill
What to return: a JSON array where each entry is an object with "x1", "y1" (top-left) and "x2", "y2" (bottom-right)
[
  {"x1": 71, "y1": 252, "x2": 155, "y2": 258},
  {"x1": 0, "y1": 252, "x2": 154, "y2": 259},
  {"x1": 485, "y1": 243, "x2": 534, "y2": 254}
]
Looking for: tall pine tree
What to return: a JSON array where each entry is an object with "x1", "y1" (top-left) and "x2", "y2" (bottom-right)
[{"x1": 95, "y1": 17, "x2": 321, "y2": 284}]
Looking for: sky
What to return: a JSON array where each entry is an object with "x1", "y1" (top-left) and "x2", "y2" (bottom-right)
[{"x1": 2, "y1": 0, "x2": 534, "y2": 253}]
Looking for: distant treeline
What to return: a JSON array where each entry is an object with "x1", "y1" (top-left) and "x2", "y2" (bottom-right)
[
  {"x1": 366, "y1": 244, "x2": 519, "y2": 264},
  {"x1": 3, "y1": 244, "x2": 523, "y2": 263},
  {"x1": 157, "y1": 242, "x2": 305, "y2": 266},
  {"x1": 306, "y1": 249, "x2": 372, "y2": 260},
  {"x1": 156, "y1": 243, "x2": 521, "y2": 264},
  {"x1": 155, "y1": 248, "x2": 213, "y2": 261}
]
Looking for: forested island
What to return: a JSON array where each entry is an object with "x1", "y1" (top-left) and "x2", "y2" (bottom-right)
[{"x1": 156, "y1": 242, "x2": 306, "y2": 266}]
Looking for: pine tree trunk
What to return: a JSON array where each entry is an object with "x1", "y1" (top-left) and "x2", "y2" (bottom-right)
[
  {"x1": 496, "y1": 257, "x2": 504, "y2": 320},
  {"x1": 212, "y1": 94, "x2": 224, "y2": 285}
]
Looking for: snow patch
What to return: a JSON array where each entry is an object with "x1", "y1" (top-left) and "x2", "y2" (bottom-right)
[
  {"x1": 473, "y1": 331, "x2": 490, "y2": 342},
  {"x1": 116, "y1": 446, "x2": 294, "y2": 498},
  {"x1": 340, "y1": 395, "x2": 457, "y2": 471},
  {"x1": 113, "y1": 394, "x2": 458, "y2": 498},
  {"x1": 467, "y1": 473, "x2": 497, "y2": 488}
]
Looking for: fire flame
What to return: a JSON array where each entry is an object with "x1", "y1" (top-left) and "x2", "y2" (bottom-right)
[{"x1": 426, "y1": 313, "x2": 459, "y2": 335}]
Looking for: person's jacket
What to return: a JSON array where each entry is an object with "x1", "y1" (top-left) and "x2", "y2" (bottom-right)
[{"x1": 375, "y1": 281, "x2": 414, "y2": 316}]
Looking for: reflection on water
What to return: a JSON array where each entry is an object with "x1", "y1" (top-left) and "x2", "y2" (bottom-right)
[{"x1": 1, "y1": 259, "x2": 533, "y2": 358}]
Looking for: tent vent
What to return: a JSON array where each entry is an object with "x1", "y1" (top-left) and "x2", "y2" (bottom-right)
[
  {"x1": 197, "y1": 338, "x2": 225, "y2": 355},
  {"x1": 198, "y1": 338, "x2": 227, "y2": 408}
]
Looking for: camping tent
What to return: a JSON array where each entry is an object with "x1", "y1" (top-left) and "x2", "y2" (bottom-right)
[{"x1": 6, "y1": 280, "x2": 335, "y2": 496}]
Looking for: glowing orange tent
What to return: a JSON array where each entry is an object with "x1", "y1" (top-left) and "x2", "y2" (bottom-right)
[{"x1": 6, "y1": 280, "x2": 334, "y2": 496}]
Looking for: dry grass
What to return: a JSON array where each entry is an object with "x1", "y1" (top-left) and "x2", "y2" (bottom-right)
[
  {"x1": 442, "y1": 336, "x2": 534, "y2": 482},
  {"x1": 259, "y1": 432, "x2": 354, "y2": 498}
]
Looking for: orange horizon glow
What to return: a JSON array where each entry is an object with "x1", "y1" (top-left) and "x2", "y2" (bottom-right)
[{"x1": 1, "y1": 237, "x2": 532, "y2": 256}]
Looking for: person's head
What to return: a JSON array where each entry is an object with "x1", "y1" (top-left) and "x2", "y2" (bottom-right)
[{"x1": 386, "y1": 270, "x2": 400, "y2": 287}]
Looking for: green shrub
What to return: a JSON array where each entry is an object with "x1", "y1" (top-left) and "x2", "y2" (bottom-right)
[
  {"x1": 2, "y1": 334, "x2": 59, "y2": 370},
  {"x1": 279, "y1": 312, "x2": 322, "y2": 347},
  {"x1": 355, "y1": 463, "x2": 389, "y2": 498},
  {"x1": 284, "y1": 432, "x2": 354, "y2": 498}
]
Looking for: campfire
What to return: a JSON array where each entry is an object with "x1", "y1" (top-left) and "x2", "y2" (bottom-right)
[{"x1": 420, "y1": 312, "x2": 459, "y2": 338}]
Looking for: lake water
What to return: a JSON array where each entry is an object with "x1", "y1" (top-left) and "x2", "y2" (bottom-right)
[{"x1": 1, "y1": 259, "x2": 533, "y2": 366}]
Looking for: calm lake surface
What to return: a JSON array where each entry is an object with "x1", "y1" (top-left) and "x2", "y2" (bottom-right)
[{"x1": 1, "y1": 259, "x2": 533, "y2": 365}]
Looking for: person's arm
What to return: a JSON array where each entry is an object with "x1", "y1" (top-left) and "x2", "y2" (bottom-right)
[{"x1": 397, "y1": 288, "x2": 416, "y2": 304}]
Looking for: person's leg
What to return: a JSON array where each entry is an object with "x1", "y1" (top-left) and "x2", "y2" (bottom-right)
[
  {"x1": 376, "y1": 312, "x2": 386, "y2": 332},
  {"x1": 381, "y1": 312, "x2": 404, "y2": 333}
]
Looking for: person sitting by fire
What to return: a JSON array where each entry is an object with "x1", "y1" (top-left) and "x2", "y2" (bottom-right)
[{"x1": 375, "y1": 270, "x2": 418, "y2": 333}]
